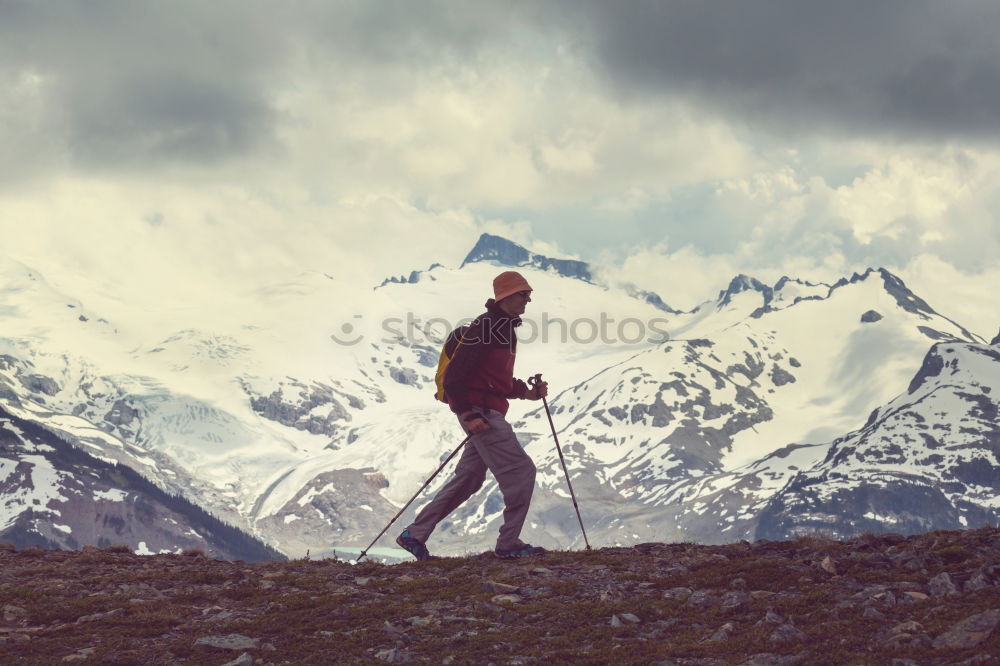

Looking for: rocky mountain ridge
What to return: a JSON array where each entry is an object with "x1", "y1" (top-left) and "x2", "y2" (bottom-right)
[{"x1": 1, "y1": 527, "x2": 998, "y2": 664}]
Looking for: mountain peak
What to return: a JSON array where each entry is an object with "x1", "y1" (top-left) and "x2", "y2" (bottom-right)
[
  {"x1": 831, "y1": 267, "x2": 934, "y2": 313},
  {"x1": 462, "y1": 234, "x2": 531, "y2": 268},
  {"x1": 460, "y1": 233, "x2": 593, "y2": 282},
  {"x1": 872, "y1": 268, "x2": 979, "y2": 342},
  {"x1": 377, "y1": 264, "x2": 443, "y2": 289},
  {"x1": 717, "y1": 274, "x2": 773, "y2": 308}
]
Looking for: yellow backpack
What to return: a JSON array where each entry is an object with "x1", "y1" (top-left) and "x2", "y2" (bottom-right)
[{"x1": 433, "y1": 325, "x2": 470, "y2": 403}]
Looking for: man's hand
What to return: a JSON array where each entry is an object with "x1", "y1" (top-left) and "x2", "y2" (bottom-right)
[
  {"x1": 461, "y1": 411, "x2": 490, "y2": 434},
  {"x1": 528, "y1": 379, "x2": 548, "y2": 400}
]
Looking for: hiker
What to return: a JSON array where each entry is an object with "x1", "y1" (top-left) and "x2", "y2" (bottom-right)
[{"x1": 397, "y1": 270, "x2": 548, "y2": 560}]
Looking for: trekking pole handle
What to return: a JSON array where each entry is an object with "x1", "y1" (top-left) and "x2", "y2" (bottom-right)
[{"x1": 528, "y1": 373, "x2": 543, "y2": 398}]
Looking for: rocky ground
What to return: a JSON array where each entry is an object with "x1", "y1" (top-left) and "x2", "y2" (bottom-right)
[{"x1": 1, "y1": 528, "x2": 999, "y2": 665}]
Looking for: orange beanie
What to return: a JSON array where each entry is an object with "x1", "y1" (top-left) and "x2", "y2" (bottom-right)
[{"x1": 493, "y1": 271, "x2": 533, "y2": 302}]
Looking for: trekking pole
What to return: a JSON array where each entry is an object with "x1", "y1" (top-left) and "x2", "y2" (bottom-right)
[
  {"x1": 529, "y1": 374, "x2": 591, "y2": 551},
  {"x1": 356, "y1": 433, "x2": 472, "y2": 562}
]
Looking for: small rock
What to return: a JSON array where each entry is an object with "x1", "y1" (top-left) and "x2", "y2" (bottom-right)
[
  {"x1": 3, "y1": 605, "x2": 28, "y2": 623},
  {"x1": 872, "y1": 591, "x2": 896, "y2": 607},
  {"x1": 884, "y1": 628, "x2": 932, "y2": 649},
  {"x1": 721, "y1": 591, "x2": 749, "y2": 614},
  {"x1": 221, "y1": 654, "x2": 255, "y2": 666},
  {"x1": 889, "y1": 620, "x2": 924, "y2": 635},
  {"x1": 770, "y1": 623, "x2": 807, "y2": 645},
  {"x1": 705, "y1": 622, "x2": 735, "y2": 642},
  {"x1": 75, "y1": 608, "x2": 126, "y2": 624},
  {"x1": 662, "y1": 587, "x2": 693, "y2": 602},
  {"x1": 739, "y1": 654, "x2": 804, "y2": 665},
  {"x1": 932, "y1": 609, "x2": 1000, "y2": 650},
  {"x1": 206, "y1": 609, "x2": 236, "y2": 622},
  {"x1": 730, "y1": 578, "x2": 747, "y2": 590},
  {"x1": 483, "y1": 580, "x2": 519, "y2": 594},
  {"x1": 610, "y1": 612, "x2": 641, "y2": 626},
  {"x1": 530, "y1": 567, "x2": 553, "y2": 575},
  {"x1": 258, "y1": 580, "x2": 275, "y2": 590},
  {"x1": 61, "y1": 648, "x2": 96, "y2": 663},
  {"x1": 928, "y1": 572, "x2": 959, "y2": 597},
  {"x1": 755, "y1": 610, "x2": 785, "y2": 626},
  {"x1": 442, "y1": 616, "x2": 479, "y2": 623},
  {"x1": 686, "y1": 590, "x2": 718, "y2": 609},
  {"x1": 355, "y1": 577, "x2": 373, "y2": 586},
  {"x1": 862, "y1": 607, "x2": 885, "y2": 620},
  {"x1": 375, "y1": 648, "x2": 414, "y2": 663},
  {"x1": 407, "y1": 616, "x2": 433, "y2": 627},
  {"x1": 903, "y1": 591, "x2": 929, "y2": 602},
  {"x1": 194, "y1": 634, "x2": 261, "y2": 651},
  {"x1": 964, "y1": 573, "x2": 991, "y2": 593},
  {"x1": 952, "y1": 655, "x2": 993, "y2": 666},
  {"x1": 490, "y1": 594, "x2": 522, "y2": 605},
  {"x1": 819, "y1": 556, "x2": 837, "y2": 575}
]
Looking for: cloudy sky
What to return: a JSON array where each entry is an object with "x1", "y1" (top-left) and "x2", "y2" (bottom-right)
[{"x1": 2, "y1": 1, "x2": 998, "y2": 336}]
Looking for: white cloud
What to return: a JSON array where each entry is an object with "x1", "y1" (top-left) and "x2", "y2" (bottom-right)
[
  {"x1": 273, "y1": 48, "x2": 758, "y2": 212},
  {"x1": 0, "y1": 178, "x2": 488, "y2": 311},
  {"x1": 1, "y1": 3, "x2": 997, "y2": 340},
  {"x1": 826, "y1": 153, "x2": 977, "y2": 243},
  {"x1": 902, "y1": 255, "x2": 1000, "y2": 340},
  {"x1": 596, "y1": 244, "x2": 745, "y2": 311}
]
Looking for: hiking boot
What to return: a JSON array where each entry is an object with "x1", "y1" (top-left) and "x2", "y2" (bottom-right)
[
  {"x1": 396, "y1": 530, "x2": 439, "y2": 561},
  {"x1": 494, "y1": 544, "x2": 546, "y2": 559}
]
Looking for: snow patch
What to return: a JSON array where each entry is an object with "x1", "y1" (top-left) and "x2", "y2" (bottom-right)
[{"x1": 93, "y1": 488, "x2": 128, "y2": 502}]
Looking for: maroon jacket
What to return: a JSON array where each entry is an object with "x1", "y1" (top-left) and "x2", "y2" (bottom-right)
[{"x1": 444, "y1": 299, "x2": 529, "y2": 416}]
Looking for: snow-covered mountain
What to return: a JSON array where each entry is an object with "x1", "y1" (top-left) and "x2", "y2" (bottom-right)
[
  {"x1": 0, "y1": 403, "x2": 284, "y2": 560},
  {"x1": 754, "y1": 341, "x2": 1000, "y2": 539},
  {"x1": 0, "y1": 235, "x2": 996, "y2": 558},
  {"x1": 625, "y1": 339, "x2": 1000, "y2": 547}
]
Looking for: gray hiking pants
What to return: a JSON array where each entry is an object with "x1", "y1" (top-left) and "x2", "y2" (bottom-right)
[{"x1": 406, "y1": 408, "x2": 536, "y2": 551}]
